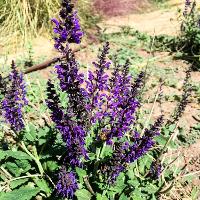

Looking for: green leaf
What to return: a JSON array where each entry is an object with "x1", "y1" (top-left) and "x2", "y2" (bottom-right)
[
  {"x1": 0, "y1": 187, "x2": 40, "y2": 200},
  {"x1": 0, "y1": 150, "x2": 6, "y2": 160},
  {"x1": 35, "y1": 179, "x2": 51, "y2": 194},
  {"x1": 15, "y1": 159, "x2": 31, "y2": 173},
  {"x1": 4, "y1": 158, "x2": 31, "y2": 177},
  {"x1": 88, "y1": 152, "x2": 96, "y2": 161},
  {"x1": 111, "y1": 173, "x2": 126, "y2": 193},
  {"x1": 10, "y1": 178, "x2": 29, "y2": 189},
  {"x1": 151, "y1": 194, "x2": 157, "y2": 200},
  {"x1": 183, "y1": 174, "x2": 194, "y2": 183},
  {"x1": 191, "y1": 186, "x2": 199, "y2": 200},
  {"x1": 168, "y1": 124, "x2": 176, "y2": 132},
  {"x1": 38, "y1": 127, "x2": 50, "y2": 143},
  {"x1": 39, "y1": 126, "x2": 53, "y2": 145},
  {"x1": 174, "y1": 52, "x2": 183, "y2": 58},
  {"x1": 142, "y1": 183, "x2": 159, "y2": 194},
  {"x1": 194, "y1": 123, "x2": 200, "y2": 130},
  {"x1": 130, "y1": 190, "x2": 143, "y2": 200},
  {"x1": 45, "y1": 160, "x2": 58, "y2": 172},
  {"x1": 100, "y1": 145, "x2": 113, "y2": 158},
  {"x1": 127, "y1": 179, "x2": 140, "y2": 188},
  {"x1": 127, "y1": 168, "x2": 134, "y2": 179},
  {"x1": 119, "y1": 193, "x2": 128, "y2": 200},
  {"x1": 38, "y1": 138, "x2": 46, "y2": 145},
  {"x1": 155, "y1": 135, "x2": 168, "y2": 146},
  {"x1": 96, "y1": 193, "x2": 108, "y2": 200},
  {"x1": 5, "y1": 150, "x2": 32, "y2": 160},
  {"x1": 138, "y1": 155, "x2": 151, "y2": 175},
  {"x1": 76, "y1": 168, "x2": 87, "y2": 184},
  {"x1": 5, "y1": 162, "x2": 22, "y2": 177},
  {"x1": 76, "y1": 168, "x2": 87, "y2": 177},
  {"x1": 162, "y1": 128, "x2": 170, "y2": 137},
  {"x1": 75, "y1": 189, "x2": 92, "y2": 200},
  {"x1": 24, "y1": 123, "x2": 37, "y2": 142}
]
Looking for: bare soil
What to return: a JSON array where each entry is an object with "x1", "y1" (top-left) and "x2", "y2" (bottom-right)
[
  {"x1": 94, "y1": 0, "x2": 150, "y2": 17},
  {"x1": 98, "y1": 0, "x2": 184, "y2": 35}
]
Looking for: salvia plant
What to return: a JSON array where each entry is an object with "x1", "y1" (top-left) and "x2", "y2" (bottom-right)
[
  {"x1": 47, "y1": 0, "x2": 164, "y2": 198},
  {"x1": 154, "y1": 0, "x2": 200, "y2": 70},
  {"x1": 179, "y1": 0, "x2": 200, "y2": 56},
  {"x1": 0, "y1": 0, "x2": 193, "y2": 200}
]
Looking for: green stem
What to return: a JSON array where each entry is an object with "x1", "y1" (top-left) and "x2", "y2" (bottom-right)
[
  {"x1": 93, "y1": 142, "x2": 106, "y2": 179},
  {"x1": 96, "y1": 148, "x2": 101, "y2": 161},
  {"x1": 83, "y1": 176, "x2": 95, "y2": 196},
  {"x1": 7, "y1": 174, "x2": 42, "y2": 182},
  {"x1": 99, "y1": 142, "x2": 106, "y2": 159},
  {"x1": 32, "y1": 146, "x2": 44, "y2": 175},
  {"x1": 0, "y1": 166, "x2": 12, "y2": 179},
  {"x1": 21, "y1": 142, "x2": 44, "y2": 175}
]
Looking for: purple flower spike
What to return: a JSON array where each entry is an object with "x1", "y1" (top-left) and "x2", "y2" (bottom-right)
[
  {"x1": 100, "y1": 142, "x2": 129, "y2": 184},
  {"x1": 46, "y1": 79, "x2": 87, "y2": 169},
  {"x1": 2, "y1": 61, "x2": 28, "y2": 132},
  {"x1": 149, "y1": 161, "x2": 162, "y2": 179},
  {"x1": 52, "y1": 0, "x2": 83, "y2": 51},
  {"x1": 100, "y1": 116, "x2": 164, "y2": 184},
  {"x1": 185, "y1": 0, "x2": 191, "y2": 6},
  {"x1": 127, "y1": 116, "x2": 164, "y2": 163},
  {"x1": 56, "y1": 167, "x2": 78, "y2": 199},
  {"x1": 183, "y1": 0, "x2": 191, "y2": 16}
]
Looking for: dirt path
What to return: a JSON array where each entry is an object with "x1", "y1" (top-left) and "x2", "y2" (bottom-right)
[{"x1": 99, "y1": 0, "x2": 183, "y2": 35}]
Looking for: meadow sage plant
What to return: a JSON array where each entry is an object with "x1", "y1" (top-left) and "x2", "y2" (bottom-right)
[
  {"x1": 47, "y1": 0, "x2": 164, "y2": 198},
  {"x1": 0, "y1": 1, "x2": 195, "y2": 199}
]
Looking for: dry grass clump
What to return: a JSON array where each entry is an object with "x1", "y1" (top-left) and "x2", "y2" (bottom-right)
[
  {"x1": 0, "y1": 0, "x2": 60, "y2": 45},
  {"x1": 0, "y1": 0, "x2": 98, "y2": 48}
]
